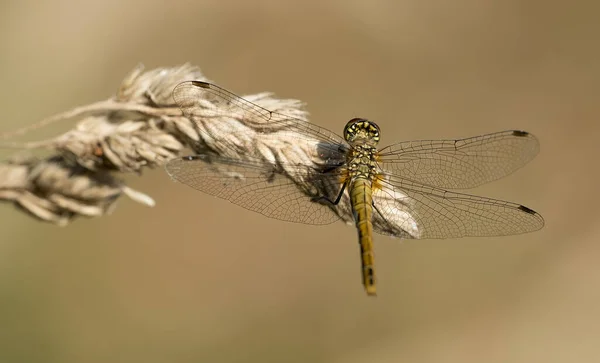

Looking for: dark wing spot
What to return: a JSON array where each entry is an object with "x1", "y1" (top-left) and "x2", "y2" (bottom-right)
[
  {"x1": 191, "y1": 80, "x2": 210, "y2": 88},
  {"x1": 518, "y1": 205, "x2": 537, "y2": 215},
  {"x1": 182, "y1": 155, "x2": 211, "y2": 163},
  {"x1": 512, "y1": 130, "x2": 530, "y2": 137}
]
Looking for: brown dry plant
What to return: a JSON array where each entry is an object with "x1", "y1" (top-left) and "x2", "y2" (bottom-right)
[{"x1": 0, "y1": 64, "x2": 319, "y2": 226}]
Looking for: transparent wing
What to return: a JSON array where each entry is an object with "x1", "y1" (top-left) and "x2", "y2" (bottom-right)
[
  {"x1": 377, "y1": 130, "x2": 540, "y2": 190},
  {"x1": 170, "y1": 81, "x2": 544, "y2": 239},
  {"x1": 166, "y1": 154, "x2": 345, "y2": 225},
  {"x1": 173, "y1": 81, "x2": 349, "y2": 162},
  {"x1": 371, "y1": 174, "x2": 545, "y2": 239}
]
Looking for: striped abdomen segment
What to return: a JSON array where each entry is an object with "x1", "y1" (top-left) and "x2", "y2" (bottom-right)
[{"x1": 349, "y1": 177, "x2": 377, "y2": 296}]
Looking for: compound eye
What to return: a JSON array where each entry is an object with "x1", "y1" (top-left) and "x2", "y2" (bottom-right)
[{"x1": 344, "y1": 118, "x2": 367, "y2": 141}]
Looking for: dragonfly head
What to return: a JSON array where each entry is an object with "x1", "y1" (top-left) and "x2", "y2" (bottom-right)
[{"x1": 344, "y1": 118, "x2": 381, "y2": 146}]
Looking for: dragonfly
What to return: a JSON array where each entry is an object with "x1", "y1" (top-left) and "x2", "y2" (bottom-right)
[{"x1": 166, "y1": 80, "x2": 545, "y2": 296}]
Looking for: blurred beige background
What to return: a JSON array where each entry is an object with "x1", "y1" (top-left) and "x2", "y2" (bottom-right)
[{"x1": 1, "y1": 0, "x2": 599, "y2": 362}]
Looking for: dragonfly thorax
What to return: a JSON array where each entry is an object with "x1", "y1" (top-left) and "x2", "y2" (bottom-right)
[
  {"x1": 344, "y1": 118, "x2": 381, "y2": 147},
  {"x1": 346, "y1": 145, "x2": 380, "y2": 180}
]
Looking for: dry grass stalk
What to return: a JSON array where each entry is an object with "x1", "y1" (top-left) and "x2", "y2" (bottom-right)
[{"x1": 0, "y1": 64, "x2": 316, "y2": 225}]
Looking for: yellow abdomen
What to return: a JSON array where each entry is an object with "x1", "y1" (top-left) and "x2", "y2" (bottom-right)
[{"x1": 349, "y1": 177, "x2": 376, "y2": 296}]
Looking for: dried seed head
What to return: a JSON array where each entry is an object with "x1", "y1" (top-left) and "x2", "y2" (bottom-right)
[{"x1": 0, "y1": 64, "x2": 317, "y2": 225}]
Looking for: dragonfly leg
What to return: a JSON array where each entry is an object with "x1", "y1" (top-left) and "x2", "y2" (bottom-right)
[{"x1": 311, "y1": 180, "x2": 348, "y2": 206}]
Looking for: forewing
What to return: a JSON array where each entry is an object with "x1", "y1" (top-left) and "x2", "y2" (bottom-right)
[
  {"x1": 377, "y1": 130, "x2": 540, "y2": 189},
  {"x1": 173, "y1": 81, "x2": 349, "y2": 162},
  {"x1": 371, "y1": 174, "x2": 544, "y2": 239},
  {"x1": 166, "y1": 154, "x2": 344, "y2": 225}
]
